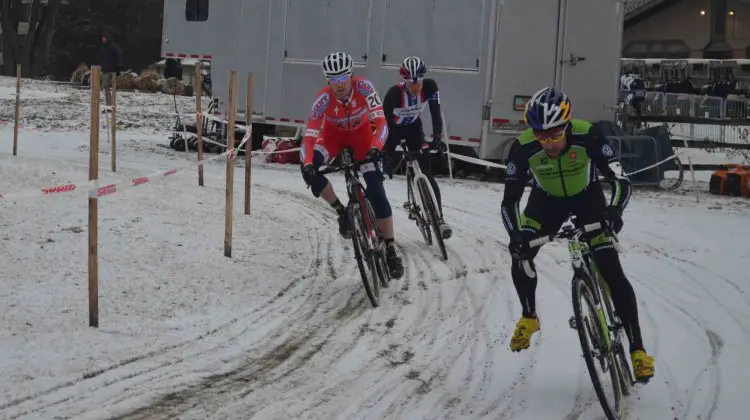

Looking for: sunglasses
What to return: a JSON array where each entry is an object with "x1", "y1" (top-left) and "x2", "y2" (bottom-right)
[
  {"x1": 404, "y1": 78, "x2": 423, "y2": 85},
  {"x1": 534, "y1": 125, "x2": 568, "y2": 144},
  {"x1": 327, "y1": 74, "x2": 350, "y2": 84},
  {"x1": 535, "y1": 131, "x2": 565, "y2": 144}
]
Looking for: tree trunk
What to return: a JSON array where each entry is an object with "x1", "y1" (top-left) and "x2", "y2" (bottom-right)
[
  {"x1": 0, "y1": 0, "x2": 59, "y2": 77},
  {"x1": 28, "y1": 0, "x2": 60, "y2": 77}
]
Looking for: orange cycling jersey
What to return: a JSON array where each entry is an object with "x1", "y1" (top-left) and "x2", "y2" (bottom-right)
[{"x1": 301, "y1": 76, "x2": 389, "y2": 165}]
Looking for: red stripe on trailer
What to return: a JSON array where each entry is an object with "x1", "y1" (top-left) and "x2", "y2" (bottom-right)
[
  {"x1": 493, "y1": 118, "x2": 509, "y2": 124},
  {"x1": 163, "y1": 53, "x2": 212, "y2": 60},
  {"x1": 266, "y1": 117, "x2": 276, "y2": 120},
  {"x1": 469, "y1": 138, "x2": 481, "y2": 143},
  {"x1": 448, "y1": 135, "x2": 461, "y2": 140},
  {"x1": 295, "y1": 119, "x2": 305, "y2": 123},
  {"x1": 280, "y1": 118, "x2": 291, "y2": 122}
]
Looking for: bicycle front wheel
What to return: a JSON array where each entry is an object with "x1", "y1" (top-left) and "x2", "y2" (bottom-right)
[
  {"x1": 363, "y1": 193, "x2": 390, "y2": 289},
  {"x1": 409, "y1": 176, "x2": 432, "y2": 246},
  {"x1": 571, "y1": 275, "x2": 625, "y2": 420},
  {"x1": 417, "y1": 178, "x2": 447, "y2": 261},
  {"x1": 348, "y1": 198, "x2": 380, "y2": 307}
]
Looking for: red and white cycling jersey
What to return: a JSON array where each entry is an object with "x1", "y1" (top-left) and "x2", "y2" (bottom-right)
[{"x1": 301, "y1": 76, "x2": 389, "y2": 165}]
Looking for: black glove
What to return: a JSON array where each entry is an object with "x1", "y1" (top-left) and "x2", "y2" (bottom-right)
[
  {"x1": 365, "y1": 147, "x2": 381, "y2": 161},
  {"x1": 508, "y1": 230, "x2": 532, "y2": 260},
  {"x1": 602, "y1": 206, "x2": 624, "y2": 234},
  {"x1": 301, "y1": 164, "x2": 318, "y2": 186},
  {"x1": 430, "y1": 133, "x2": 447, "y2": 153}
]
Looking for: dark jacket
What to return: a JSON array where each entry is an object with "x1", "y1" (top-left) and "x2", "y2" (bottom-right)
[{"x1": 100, "y1": 32, "x2": 123, "y2": 73}]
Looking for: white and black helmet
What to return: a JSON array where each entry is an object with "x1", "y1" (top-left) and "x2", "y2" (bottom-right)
[
  {"x1": 321, "y1": 52, "x2": 354, "y2": 78},
  {"x1": 399, "y1": 56, "x2": 427, "y2": 82}
]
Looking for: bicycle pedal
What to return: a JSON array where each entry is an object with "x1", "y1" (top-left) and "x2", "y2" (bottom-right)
[
  {"x1": 408, "y1": 213, "x2": 417, "y2": 221},
  {"x1": 403, "y1": 202, "x2": 411, "y2": 210},
  {"x1": 568, "y1": 315, "x2": 577, "y2": 330}
]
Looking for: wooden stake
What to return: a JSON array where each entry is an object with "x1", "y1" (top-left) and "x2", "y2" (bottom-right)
[
  {"x1": 89, "y1": 66, "x2": 101, "y2": 328},
  {"x1": 224, "y1": 71, "x2": 237, "y2": 258},
  {"x1": 195, "y1": 62, "x2": 204, "y2": 187},
  {"x1": 244, "y1": 73, "x2": 254, "y2": 216},
  {"x1": 12, "y1": 64, "x2": 21, "y2": 156},
  {"x1": 111, "y1": 76, "x2": 117, "y2": 172}
]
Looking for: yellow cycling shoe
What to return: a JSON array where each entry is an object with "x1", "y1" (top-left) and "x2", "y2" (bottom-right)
[
  {"x1": 510, "y1": 315, "x2": 540, "y2": 352},
  {"x1": 631, "y1": 349, "x2": 655, "y2": 383}
]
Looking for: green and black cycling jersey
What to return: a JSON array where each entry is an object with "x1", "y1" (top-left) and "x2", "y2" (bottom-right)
[{"x1": 500, "y1": 119, "x2": 632, "y2": 235}]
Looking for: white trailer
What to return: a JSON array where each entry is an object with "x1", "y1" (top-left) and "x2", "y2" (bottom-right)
[{"x1": 161, "y1": 0, "x2": 625, "y2": 160}]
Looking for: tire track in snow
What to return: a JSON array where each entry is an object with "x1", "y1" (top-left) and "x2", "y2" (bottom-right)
[
  {"x1": 416, "y1": 203, "x2": 543, "y2": 420},
  {"x1": 637, "y1": 230, "x2": 750, "y2": 310},
  {"x1": 630, "y1": 238, "x2": 750, "y2": 340},
  {"x1": 374, "y1": 206, "x2": 510, "y2": 419},
  {"x1": 246, "y1": 201, "x2": 503, "y2": 419},
  {"x1": 425, "y1": 220, "x2": 532, "y2": 418},
  {"x1": 0, "y1": 188, "x2": 330, "y2": 418},
  {"x1": 103, "y1": 187, "x2": 378, "y2": 419},
  {"x1": 378, "y1": 241, "x2": 482, "y2": 418},
  {"x1": 2, "y1": 187, "x2": 352, "y2": 419},
  {"x1": 162, "y1": 195, "x2": 445, "y2": 419},
  {"x1": 628, "y1": 266, "x2": 723, "y2": 420}
]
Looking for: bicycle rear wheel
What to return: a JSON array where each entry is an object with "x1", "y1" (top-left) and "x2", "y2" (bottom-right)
[
  {"x1": 417, "y1": 178, "x2": 447, "y2": 261},
  {"x1": 571, "y1": 275, "x2": 625, "y2": 420},
  {"x1": 348, "y1": 198, "x2": 380, "y2": 307}
]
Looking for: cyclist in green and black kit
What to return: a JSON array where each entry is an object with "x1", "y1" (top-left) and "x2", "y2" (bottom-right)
[{"x1": 500, "y1": 87, "x2": 655, "y2": 383}]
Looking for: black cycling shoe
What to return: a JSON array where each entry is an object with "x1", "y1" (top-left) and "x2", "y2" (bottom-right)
[
  {"x1": 337, "y1": 212, "x2": 352, "y2": 239},
  {"x1": 385, "y1": 245, "x2": 404, "y2": 279}
]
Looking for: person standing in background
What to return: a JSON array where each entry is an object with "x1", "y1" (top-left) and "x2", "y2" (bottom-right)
[{"x1": 100, "y1": 31, "x2": 123, "y2": 108}]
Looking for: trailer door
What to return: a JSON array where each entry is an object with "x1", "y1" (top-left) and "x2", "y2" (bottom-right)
[
  {"x1": 489, "y1": 0, "x2": 560, "y2": 133},
  {"x1": 381, "y1": 0, "x2": 484, "y2": 71},
  {"x1": 559, "y1": 0, "x2": 623, "y2": 123},
  {"x1": 283, "y1": 0, "x2": 371, "y2": 64},
  {"x1": 162, "y1": 0, "x2": 224, "y2": 59},
  {"x1": 279, "y1": 0, "x2": 372, "y2": 121}
]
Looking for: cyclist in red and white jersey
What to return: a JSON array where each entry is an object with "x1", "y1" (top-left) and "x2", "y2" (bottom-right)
[{"x1": 300, "y1": 51, "x2": 404, "y2": 279}]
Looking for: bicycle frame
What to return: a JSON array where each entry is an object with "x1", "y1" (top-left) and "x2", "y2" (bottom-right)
[
  {"x1": 317, "y1": 149, "x2": 380, "y2": 241},
  {"x1": 333, "y1": 149, "x2": 379, "y2": 242},
  {"x1": 523, "y1": 220, "x2": 624, "y2": 352},
  {"x1": 398, "y1": 140, "x2": 440, "y2": 221}
]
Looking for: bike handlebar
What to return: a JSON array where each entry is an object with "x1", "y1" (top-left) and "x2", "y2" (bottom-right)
[
  {"x1": 318, "y1": 155, "x2": 381, "y2": 176},
  {"x1": 398, "y1": 138, "x2": 432, "y2": 158},
  {"x1": 521, "y1": 221, "x2": 612, "y2": 279},
  {"x1": 527, "y1": 222, "x2": 604, "y2": 248}
]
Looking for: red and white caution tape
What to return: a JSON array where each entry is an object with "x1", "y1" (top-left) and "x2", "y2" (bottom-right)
[{"x1": 1, "y1": 136, "x2": 253, "y2": 202}]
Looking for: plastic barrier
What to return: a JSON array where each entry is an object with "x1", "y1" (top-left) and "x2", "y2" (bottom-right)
[{"x1": 0, "y1": 134, "x2": 300, "y2": 202}]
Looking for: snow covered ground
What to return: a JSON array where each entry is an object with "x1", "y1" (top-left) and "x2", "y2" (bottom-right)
[{"x1": 1, "y1": 79, "x2": 749, "y2": 420}]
